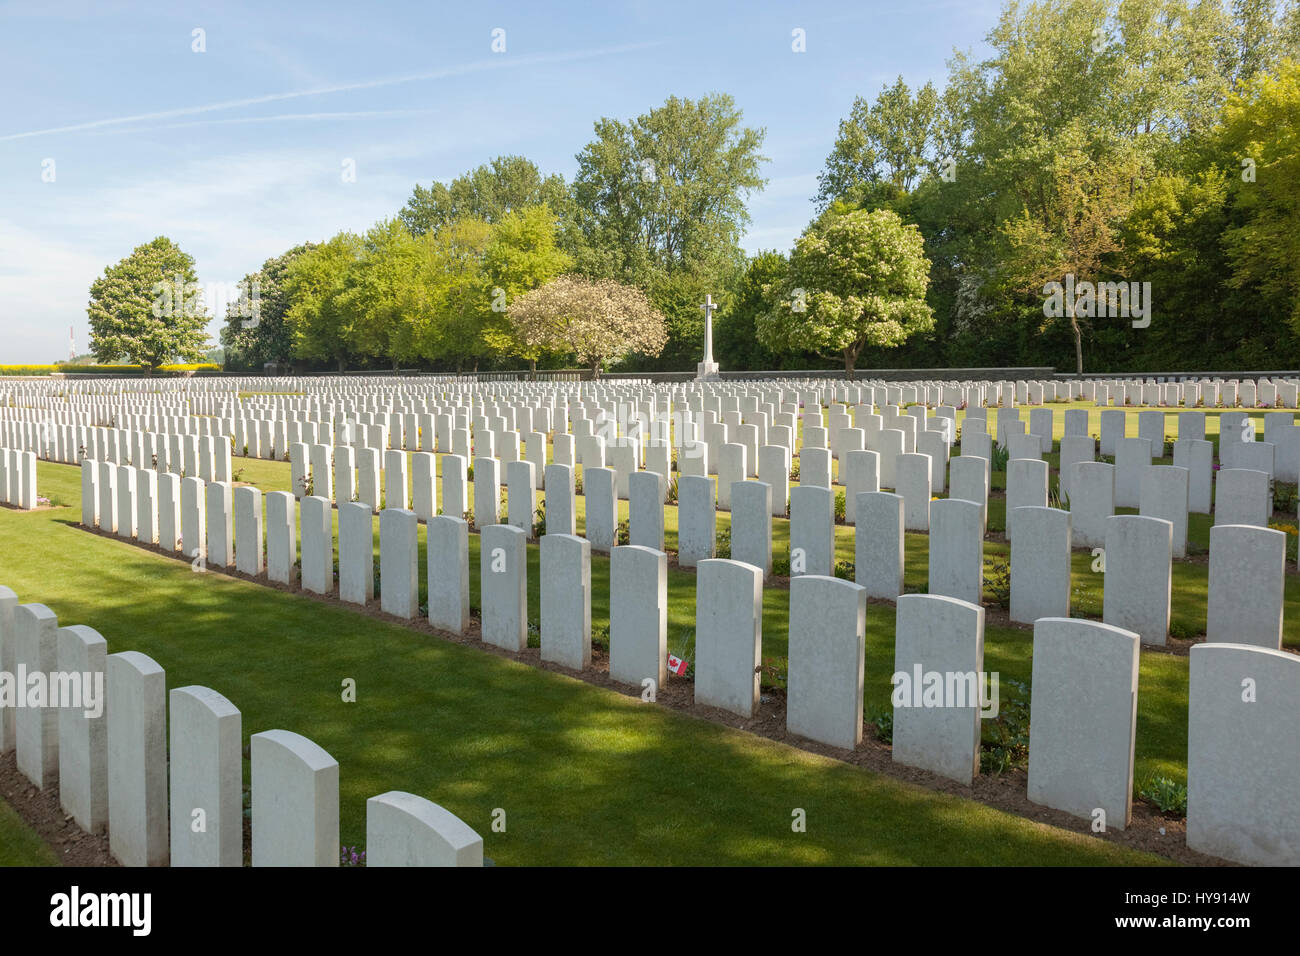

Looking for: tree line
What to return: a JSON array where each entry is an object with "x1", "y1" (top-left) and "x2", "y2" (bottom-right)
[{"x1": 86, "y1": 0, "x2": 1300, "y2": 376}]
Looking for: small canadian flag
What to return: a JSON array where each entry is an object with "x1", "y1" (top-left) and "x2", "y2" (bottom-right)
[{"x1": 667, "y1": 654, "x2": 689, "y2": 676}]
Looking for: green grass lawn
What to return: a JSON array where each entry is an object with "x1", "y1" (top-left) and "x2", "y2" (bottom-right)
[
  {"x1": 0, "y1": 456, "x2": 1173, "y2": 866},
  {"x1": 0, "y1": 798, "x2": 58, "y2": 866},
  {"x1": 5, "y1": 398, "x2": 1291, "y2": 866}
]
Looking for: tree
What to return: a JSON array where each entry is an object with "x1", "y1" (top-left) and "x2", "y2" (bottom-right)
[
  {"x1": 508, "y1": 275, "x2": 668, "y2": 377},
  {"x1": 1002, "y1": 143, "x2": 1140, "y2": 374},
  {"x1": 399, "y1": 156, "x2": 569, "y2": 237},
  {"x1": 482, "y1": 205, "x2": 574, "y2": 373},
  {"x1": 758, "y1": 207, "x2": 934, "y2": 377},
  {"x1": 714, "y1": 251, "x2": 789, "y2": 370},
  {"x1": 1217, "y1": 57, "x2": 1300, "y2": 335},
  {"x1": 397, "y1": 218, "x2": 494, "y2": 369},
  {"x1": 569, "y1": 93, "x2": 766, "y2": 368},
  {"x1": 334, "y1": 219, "x2": 421, "y2": 367},
  {"x1": 283, "y1": 232, "x2": 364, "y2": 371},
  {"x1": 570, "y1": 94, "x2": 767, "y2": 281},
  {"x1": 86, "y1": 236, "x2": 210, "y2": 373},
  {"x1": 815, "y1": 77, "x2": 945, "y2": 208},
  {"x1": 220, "y1": 243, "x2": 316, "y2": 369}
]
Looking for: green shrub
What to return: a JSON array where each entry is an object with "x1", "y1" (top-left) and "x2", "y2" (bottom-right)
[
  {"x1": 990, "y1": 444, "x2": 1010, "y2": 472},
  {"x1": 867, "y1": 707, "x2": 893, "y2": 744},
  {"x1": 715, "y1": 527, "x2": 731, "y2": 559},
  {"x1": 982, "y1": 556, "x2": 1011, "y2": 608},
  {"x1": 834, "y1": 490, "x2": 846, "y2": 523},
  {"x1": 1138, "y1": 775, "x2": 1188, "y2": 816},
  {"x1": 981, "y1": 679, "x2": 1030, "y2": 775}
]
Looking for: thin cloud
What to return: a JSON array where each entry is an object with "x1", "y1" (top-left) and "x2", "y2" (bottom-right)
[
  {"x1": 0, "y1": 40, "x2": 666, "y2": 143},
  {"x1": 87, "y1": 109, "x2": 440, "y2": 137}
]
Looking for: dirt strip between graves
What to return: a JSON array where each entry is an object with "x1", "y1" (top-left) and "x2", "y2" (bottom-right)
[{"x1": 46, "y1": 522, "x2": 1245, "y2": 867}]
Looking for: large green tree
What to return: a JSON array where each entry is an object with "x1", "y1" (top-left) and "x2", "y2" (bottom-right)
[
  {"x1": 759, "y1": 207, "x2": 934, "y2": 377},
  {"x1": 219, "y1": 243, "x2": 316, "y2": 370},
  {"x1": 86, "y1": 236, "x2": 210, "y2": 372},
  {"x1": 569, "y1": 94, "x2": 765, "y2": 368},
  {"x1": 399, "y1": 156, "x2": 569, "y2": 237},
  {"x1": 283, "y1": 232, "x2": 364, "y2": 371},
  {"x1": 482, "y1": 204, "x2": 574, "y2": 372}
]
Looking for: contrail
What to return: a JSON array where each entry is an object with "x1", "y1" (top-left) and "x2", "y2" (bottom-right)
[
  {"x1": 0, "y1": 40, "x2": 663, "y2": 142},
  {"x1": 87, "y1": 109, "x2": 440, "y2": 136}
]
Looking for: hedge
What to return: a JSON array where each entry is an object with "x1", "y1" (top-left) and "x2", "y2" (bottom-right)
[{"x1": 0, "y1": 363, "x2": 221, "y2": 376}]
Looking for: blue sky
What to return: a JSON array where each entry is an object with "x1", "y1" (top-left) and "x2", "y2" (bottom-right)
[{"x1": 0, "y1": 0, "x2": 1001, "y2": 363}]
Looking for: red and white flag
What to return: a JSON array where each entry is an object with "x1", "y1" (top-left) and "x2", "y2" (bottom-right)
[{"x1": 667, "y1": 654, "x2": 688, "y2": 676}]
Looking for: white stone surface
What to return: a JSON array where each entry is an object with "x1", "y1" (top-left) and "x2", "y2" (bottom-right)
[
  {"x1": 1139, "y1": 464, "x2": 1189, "y2": 558},
  {"x1": 1010, "y1": 506, "x2": 1071, "y2": 624},
  {"x1": 251, "y1": 729, "x2": 339, "y2": 867},
  {"x1": 427, "y1": 515, "x2": 470, "y2": 635},
  {"x1": 540, "y1": 533, "x2": 591, "y2": 670},
  {"x1": 169, "y1": 685, "x2": 242, "y2": 867},
  {"x1": 1187, "y1": 643, "x2": 1300, "y2": 866},
  {"x1": 380, "y1": 508, "x2": 419, "y2": 619},
  {"x1": 1027, "y1": 618, "x2": 1139, "y2": 830},
  {"x1": 1070, "y1": 461, "x2": 1114, "y2": 550},
  {"x1": 300, "y1": 495, "x2": 332, "y2": 595},
  {"x1": 366, "y1": 791, "x2": 483, "y2": 867},
  {"x1": 14, "y1": 603, "x2": 58, "y2": 788},
  {"x1": 1207, "y1": 524, "x2": 1285, "y2": 649},
  {"x1": 107, "y1": 650, "x2": 168, "y2": 867},
  {"x1": 892, "y1": 593, "x2": 985, "y2": 784},
  {"x1": 1103, "y1": 514, "x2": 1172, "y2": 646},
  {"x1": 608, "y1": 545, "x2": 667, "y2": 689},
  {"x1": 928, "y1": 498, "x2": 983, "y2": 607},
  {"x1": 789, "y1": 485, "x2": 833, "y2": 577},
  {"x1": 338, "y1": 501, "x2": 374, "y2": 606},
  {"x1": 786, "y1": 575, "x2": 866, "y2": 750},
  {"x1": 480, "y1": 524, "x2": 528, "y2": 651},
  {"x1": 676, "y1": 474, "x2": 716, "y2": 568},
  {"x1": 56, "y1": 624, "x2": 108, "y2": 833},
  {"x1": 694, "y1": 559, "x2": 763, "y2": 717}
]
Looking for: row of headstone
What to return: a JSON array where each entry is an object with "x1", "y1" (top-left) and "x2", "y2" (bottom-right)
[{"x1": 0, "y1": 584, "x2": 484, "y2": 866}]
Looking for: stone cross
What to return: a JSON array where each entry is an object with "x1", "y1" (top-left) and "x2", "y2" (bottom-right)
[{"x1": 696, "y1": 294, "x2": 720, "y2": 380}]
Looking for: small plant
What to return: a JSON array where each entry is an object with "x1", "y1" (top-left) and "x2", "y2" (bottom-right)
[
  {"x1": 982, "y1": 555, "x2": 1011, "y2": 608},
  {"x1": 533, "y1": 500, "x2": 547, "y2": 538},
  {"x1": 591, "y1": 623, "x2": 611, "y2": 652},
  {"x1": 771, "y1": 552, "x2": 792, "y2": 576},
  {"x1": 867, "y1": 706, "x2": 893, "y2": 744},
  {"x1": 1271, "y1": 480, "x2": 1298, "y2": 513},
  {"x1": 788, "y1": 457, "x2": 800, "y2": 481},
  {"x1": 833, "y1": 559, "x2": 855, "y2": 580},
  {"x1": 990, "y1": 444, "x2": 1010, "y2": 473},
  {"x1": 340, "y1": 844, "x2": 367, "y2": 867},
  {"x1": 1047, "y1": 484, "x2": 1069, "y2": 510},
  {"x1": 834, "y1": 490, "x2": 846, "y2": 523},
  {"x1": 666, "y1": 476, "x2": 678, "y2": 503},
  {"x1": 573, "y1": 473, "x2": 583, "y2": 494},
  {"x1": 616, "y1": 517, "x2": 630, "y2": 545},
  {"x1": 463, "y1": 508, "x2": 474, "y2": 529},
  {"x1": 298, "y1": 473, "x2": 314, "y2": 498},
  {"x1": 980, "y1": 679, "x2": 1030, "y2": 775},
  {"x1": 715, "y1": 526, "x2": 732, "y2": 559},
  {"x1": 1168, "y1": 617, "x2": 1197, "y2": 640},
  {"x1": 1138, "y1": 775, "x2": 1188, "y2": 816}
]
